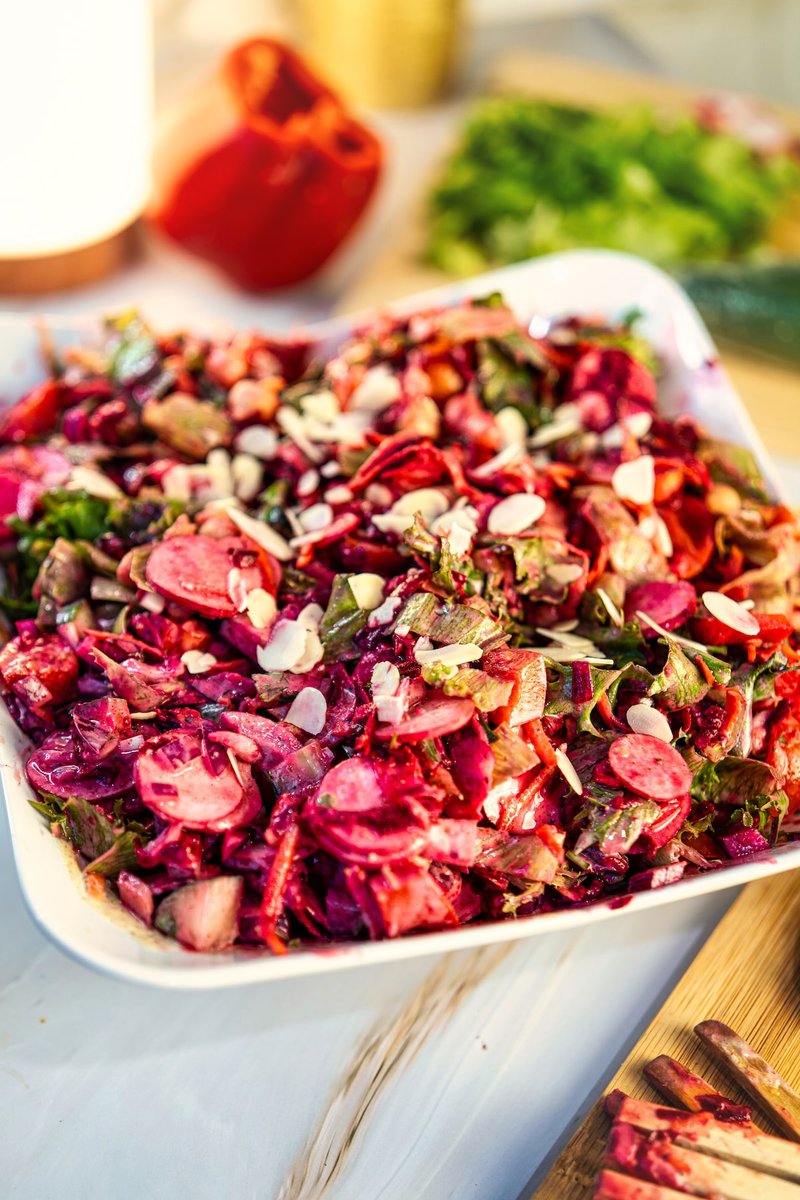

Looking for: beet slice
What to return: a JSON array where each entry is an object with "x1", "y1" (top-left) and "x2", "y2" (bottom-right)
[
  {"x1": 145, "y1": 535, "x2": 268, "y2": 618},
  {"x1": 154, "y1": 876, "x2": 243, "y2": 951},
  {"x1": 199, "y1": 782, "x2": 263, "y2": 834},
  {"x1": 374, "y1": 695, "x2": 475, "y2": 743},
  {"x1": 625, "y1": 581, "x2": 697, "y2": 636},
  {"x1": 607, "y1": 733, "x2": 692, "y2": 801},
  {"x1": 135, "y1": 729, "x2": 256, "y2": 827}
]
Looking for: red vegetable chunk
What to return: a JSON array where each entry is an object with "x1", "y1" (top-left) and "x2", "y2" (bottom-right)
[
  {"x1": 483, "y1": 647, "x2": 546, "y2": 726},
  {"x1": 118, "y1": 871, "x2": 155, "y2": 927},
  {"x1": 306, "y1": 756, "x2": 434, "y2": 866},
  {"x1": 27, "y1": 730, "x2": 137, "y2": 800},
  {"x1": 607, "y1": 734, "x2": 692, "y2": 802},
  {"x1": 368, "y1": 864, "x2": 456, "y2": 937},
  {"x1": 0, "y1": 633, "x2": 79, "y2": 713},
  {"x1": 625, "y1": 581, "x2": 697, "y2": 636}
]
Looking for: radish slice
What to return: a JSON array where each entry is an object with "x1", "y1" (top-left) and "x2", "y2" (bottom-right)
[
  {"x1": 374, "y1": 695, "x2": 475, "y2": 742},
  {"x1": 307, "y1": 757, "x2": 431, "y2": 866},
  {"x1": 145, "y1": 535, "x2": 269, "y2": 619},
  {"x1": 701, "y1": 590, "x2": 760, "y2": 637},
  {"x1": 608, "y1": 733, "x2": 692, "y2": 801},
  {"x1": 135, "y1": 729, "x2": 255, "y2": 827}
]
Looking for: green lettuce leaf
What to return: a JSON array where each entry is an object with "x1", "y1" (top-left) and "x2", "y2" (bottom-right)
[
  {"x1": 85, "y1": 831, "x2": 141, "y2": 878},
  {"x1": 574, "y1": 797, "x2": 661, "y2": 857},
  {"x1": 507, "y1": 536, "x2": 586, "y2": 601},
  {"x1": 475, "y1": 827, "x2": 563, "y2": 885},
  {"x1": 649, "y1": 633, "x2": 730, "y2": 710},
  {"x1": 396, "y1": 591, "x2": 502, "y2": 645},
  {"x1": 319, "y1": 576, "x2": 367, "y2": 660},
  {"x1": 63, "y1": 796, "x2": 117, "y2": 860}
]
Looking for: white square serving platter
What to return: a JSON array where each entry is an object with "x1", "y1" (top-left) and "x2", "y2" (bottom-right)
[{"x1": 2, "y1": 249, "x2": 799, "y2": 989}]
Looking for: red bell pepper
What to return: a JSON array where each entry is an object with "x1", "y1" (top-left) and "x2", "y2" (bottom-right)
[{"x1": 150, "y1": 38, "x2": 382, "y2": 291}]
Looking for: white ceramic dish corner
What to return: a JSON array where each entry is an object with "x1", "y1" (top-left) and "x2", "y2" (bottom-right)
[{"x1": 2, "y1": 249, "x2": 798, "y2": 989}]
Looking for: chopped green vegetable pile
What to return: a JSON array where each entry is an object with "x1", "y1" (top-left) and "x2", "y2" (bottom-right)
[{"x1": 426, "y1": 99, "x2": 800, "y2": 274}]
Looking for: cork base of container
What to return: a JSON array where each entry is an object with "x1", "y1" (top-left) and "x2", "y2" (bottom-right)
[{"x1": 0, "y1": 223, "x2": 141, "y2": 294}]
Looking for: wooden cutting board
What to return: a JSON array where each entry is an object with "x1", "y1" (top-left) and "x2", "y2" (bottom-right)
[
  {"x1": 529, "y1": 867, "x2": 800, "y2": 1198},
  {"x1": 340, "y1": 53, "x2": 800, "y2": 459}
]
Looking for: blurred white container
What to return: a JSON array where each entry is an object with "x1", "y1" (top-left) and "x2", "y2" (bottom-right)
[{"x1": 0, "y1": 1, "x2": 153, "y2": 288}]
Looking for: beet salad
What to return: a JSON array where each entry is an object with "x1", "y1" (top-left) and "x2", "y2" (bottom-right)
[{"x1": 0, "y1": 300, "x2": 798, "y2": 953}]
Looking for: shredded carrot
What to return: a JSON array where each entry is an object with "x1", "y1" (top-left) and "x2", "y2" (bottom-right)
[
  {"x1": 84, "y1": 872, "x2": 107, "y2": 900},
  {"x1": 586, "y1": 543, "x2": 609, "y2": 588},
  {"x1": 781, "y1": 638, "x2": 800, "y2": 664},
  {"x1": 546, "y1": 462, "x2": 578, "y2": 490},
  {"x1": 259, "y1": 820, "x2": 299, "y2": 954},
  {"x1": 695, "y1": 655, "x2": 716, "y2": 687},
  {"x1": 524, "y1": 717, "x2": 557, "y2": 766},
  {"x1": 720, "y1": 686, "x2": 747, "y2": 745},
  {"x1": 596, "y1": 692, "x2": 627, "y2": 732}
]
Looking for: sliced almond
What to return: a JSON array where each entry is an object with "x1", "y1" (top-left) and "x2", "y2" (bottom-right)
[
  {"x1": 349, "y1": 365, "x2": 401, "y2": 413},
  {"x1": 487, "y1": 493, "x2": 546, "y2": 535},
  {"x1": 627, "y1": 703, "x2": 673, "y2": 743},
  {"x1": 612, "y1": 455, "x2": 655, "y2": 506},
  {"x1": 414, "y1": 642, "x2": 483, "y2": 667},
  {"x1": 596, "y1": 587, "x2": 624, "y2": 627},
  {"x1": 285, "y1": 687, "x2": 327, "y2": 735},
  {"x1": 181, "y1": 650, "x2": 217, "y2": 675},
  {"x1": 702, "y1": 590, "x2": 761, "y2": 637},
  {"x1": 496, "y1": 406, "x2": 528, "y2": 449},
  {"x1": 392, "y1": 488, "x2": 450, "y2": 521},
  {"x1": 256, "y1": 620, "x2": 308, "y2": 672},
  {"x1": 555, "y1": 748, "x2": 583, "y2": 795},
  {"x1": 225, "y1": 505, "x2": 293, "y2": 561},
  {"x1": 471, "y1": 443, "x2": 524, "y2": 480},
  {"x1": 296, "y1": 469, "x2": 320, "y2": 498},
  {"x1": 66, "y1": 465, "x2": 124, "y2": 500},
  {"x1": 349, "y1": 573, "x2": 385, "y2": 610},
  {"x1": 368, "y1": 596, "x2": 402, "y2": 627},
  {"x1": 298, "y1": 502, "x2": 333, "y2": 533},
  {"x1": 324, "y1": 485, "x2": 353, "y2": 506},
  {"x1": 547, "y1": 562, "x2": 584, "y2": 586},
  {"x1": 234, "y1": 425, "x2": 278, "y2": 460},
  {"x1": 371, "y1": 661, "x2": 400, "y2": 696},
  {"x1": 231, "y1": 453, "x2": 263, "y2": 503},
  {"x1": 245, "y1": 588, "x2": 277, "y2": 630}
]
